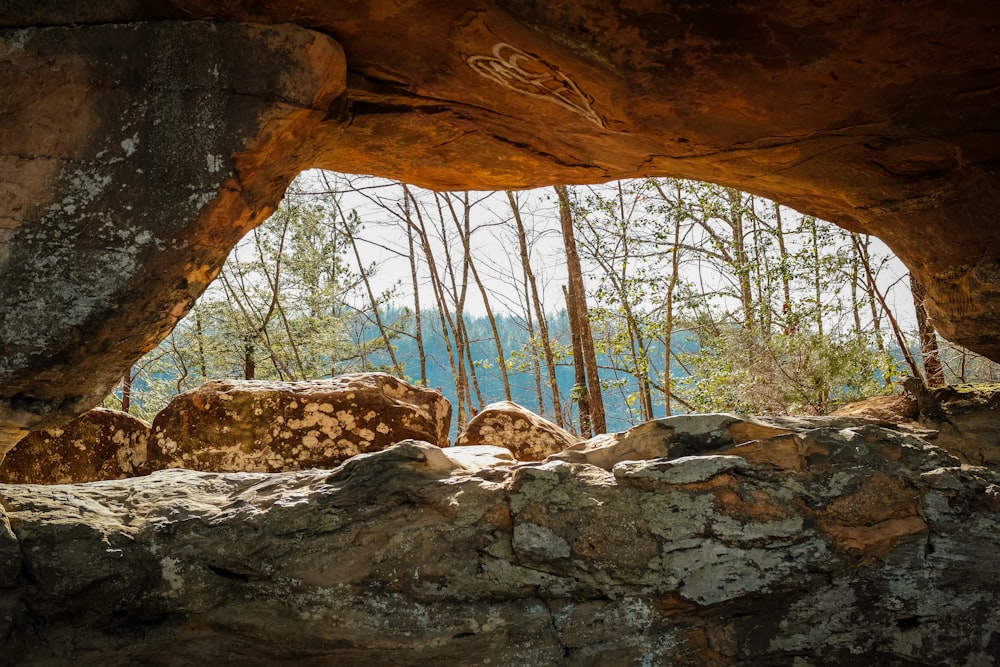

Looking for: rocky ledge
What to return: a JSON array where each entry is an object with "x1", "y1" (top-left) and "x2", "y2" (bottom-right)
[{"x1": 2, "y1": 414, "x2": 999, "y2": 665}]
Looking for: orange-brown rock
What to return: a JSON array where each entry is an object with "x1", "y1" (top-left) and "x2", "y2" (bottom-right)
[
  {"x1": 455, "y1": 401, "x2": 580, "y2": 461},
  {"x1": 0, "y1": 21, "x2": 345, "y2": 450},
  {"x1": 832, "y1": 393, "x2": 920, "y2": 423},
  {"x1": 0, "y1": 407, "x2": 149, "y2": 484},
  {"x1": 146, "y1": 373, "x2": 451, "y2": 473},
  {"x1": 551, "y1": 413, "x2": 794, "y2": 470},
  {"x1": 3, "y1": 3, "x2": 1000, "y2": 446},
  {"x1": 887, "y1": 384, "x2": 1000, "y2": 467},
  {"x1": 813, "y1": 474, "x2": 927, "y2": 557}
]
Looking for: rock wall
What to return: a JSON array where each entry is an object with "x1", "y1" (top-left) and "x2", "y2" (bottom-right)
[
  {"x1": 2, "y1": 416, "x2": 999, "y2": 665},
  {"x1": 3, "y1": 3, "x2": 1000, "y2": 445},
  {"x1": 0, "y1": 21, "x2": 345, "y2": 449}
]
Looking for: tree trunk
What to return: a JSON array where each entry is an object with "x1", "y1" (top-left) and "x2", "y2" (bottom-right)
[
  {"x1": 649, "y1": 179, "x2": 689, "y2": 417},
  {"x1": 851, "y1": 233, "x2": 922, "y2": 382},
  {"x1": 346, "y1": 220, "x2": 404, "y2": 376},
  {"x1": 625, "y1": 303, "x2": 654, "y2": 421},
  {"x1": 243, "y1": 338, "x2": 255, "y2": 380},
  {"x1": 774, "y1": 202, "x2": 793, "y2": 333},
  {"x1": 474, "y1": 269, "x2": 512, "y2": 402},
  {"x1": 508, "y1": 190, "x2": 565, "y2": 428},
  {"x1": 403, "y1": 194, "x2": 428, "y2": 385},
  {"x1": 854, "y1": 234, "x2": 885, "y2": 351},
  {"x1": 193, "y1": 310, "x2": 208, "y2": 380},
  {"x1": 121, "y1": 367, "x2": 133, "y2": 414},
  {"x1": 448, "y1": 193, "x2": 512, "y2": 402},
  {"x1": 808, "y1": 216, "x2": 824, "y2": 337},
  {"x1": 522, "y1": 262, "x2": 545, "y2": 418},
  {"x1": 458, "y1": 313, "x2": 485, "y2": 412},
  {"x1": 664, "y1": 183, "x2": 683, "y2": 416},
  {"x1": 563, "y1": 285, "x2": 591, "y2": 436},
  {"x1": 910, "y1": 274, "x2": 946, "y2": 387},
  {"x1": 554, "y1": 185, "x2": 606, "y2": 433},
  {"x1": 726, "y1": 189, "x2": 756, "y2": 331},
  {"x1": 435, "y1": 193, "x2": 474, "y2": 424},
  {"x1": 850, "y1": 240, "x2": 863, "y2": 338},
  {"x1": 749, "y1": 197, "x2": 771, "y2": 333},
  {"x1": 403, "y1": 185, "x2": 468, "y2": 427}
]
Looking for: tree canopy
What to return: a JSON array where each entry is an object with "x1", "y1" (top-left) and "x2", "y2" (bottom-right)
[{"x1": 108, "y1": 173, "x2": 1000, "y2": 435}]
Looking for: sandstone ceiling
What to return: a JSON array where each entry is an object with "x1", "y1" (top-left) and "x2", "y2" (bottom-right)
[{"x1": 1, "y1": 1, "x2": 999, "y2": 447}]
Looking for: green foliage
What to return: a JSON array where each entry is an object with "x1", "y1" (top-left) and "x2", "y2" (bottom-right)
[
  {"x1": 677, "y1": 327, "x2": 901, "y2": 414},
  {"x1": 109, "y1": 173, "x2": 921, "y2": 427},
  {"x1": 109, "y1": 183, "x2": 403, "y2": 418}
]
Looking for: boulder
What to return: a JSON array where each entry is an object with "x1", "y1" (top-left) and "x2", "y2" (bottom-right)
[
  {"x1": 146, "y1": 373, "x2": 451, "y2": 473},
  {"x1": 907, "y1": 384, "x2": 1000, "y2": 467},
  {"x1": 831, "y1": 393, "x2": 920, "y2": 422},
  {"x1": 1, "y1": 417, "x2": 997, "y2": 665},
  {"x1": 455, "y1": 401, "x2": 581, "y2": 460},
  {"x1": 833, "y1": 386, "x2": 1000, "y2": 468},
  {"x1": 550, "y1": 413, "x2": 794, "y2": 469},
  {"x1": 0, "y1": 407, "x2": 149, "y2": 484}
]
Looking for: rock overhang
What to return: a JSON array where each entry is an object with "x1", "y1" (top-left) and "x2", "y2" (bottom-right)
[{"x1": 2, "y1": 2, "x2": 1000, "y2": 442}]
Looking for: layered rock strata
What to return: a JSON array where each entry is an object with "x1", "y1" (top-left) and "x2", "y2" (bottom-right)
[{"x1": 2, "y1": 416, "x2": 998, "y2": 665}]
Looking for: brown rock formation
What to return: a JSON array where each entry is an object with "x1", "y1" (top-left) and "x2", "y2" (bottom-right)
[
  {"x1": 146, "y1": 373, "x2": 452, "y2": 473},
  {"x1": 832, "y1": 393, "x2": 920, "y2": 423},
  {"x1": 832, "y1": 386, "x2": 1000, "y2": 467},
  {"x1": 551, "y1": 413, "x2": 795, "y2": 469},
  {"x1": 3, "y1": 417, "x2": 999, "y2": 665},
  {"x1": 455, "y1": 400, "x2": 581, "y2": 460},
  {"x1": 3, "y1": 3, "x2": 1000, "y2": 443},
  {"x1": 0, "y1": 407, "x2": 149, "y2": 484},
  {"x1": 862, "y1": 384, "x2": 1000, "y2": 468},
  {"x1": 0, "y1": 21, "x2": 345, "y2": 448}
]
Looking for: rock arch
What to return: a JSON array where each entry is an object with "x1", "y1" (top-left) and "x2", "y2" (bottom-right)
[{"x1": 2, "y1": 1, "x2": 999, "y2": 447}]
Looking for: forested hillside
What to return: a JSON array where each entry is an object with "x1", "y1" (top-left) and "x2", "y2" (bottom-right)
[{"x1": 108, "y1": 174, "x2": 1000, "y2": 437}]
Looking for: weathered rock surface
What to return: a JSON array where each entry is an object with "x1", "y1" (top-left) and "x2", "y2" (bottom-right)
[
  {"x1": 911, "y1": 385, "x2": 1000, "y2": 469},
  {"x1": 146, "y1": 373, "x2": 452, "y2": 473},
  {"x1": 550, "y1": 413, "x2": 795, "y2": 469},
  {"x1": 0, "y1": 20, "x2": 345, "y2": 449},
  {"x1": 2, "y1": 415, "x2": 999, "y2": 665},
  {"x1": 456, "y1": 400, "x2": 581, "y2": 460},
  {"x1": 831, "y1": 393, "x2": 919, "y2": 423},
  {"x1": 0, "y1": 407, "x2": 149, "y2": 484},
  {"x1": 3, "y1": 3, "x2": 1000, "y2": 445},
  {"x1": 834, "y1": 386, "x2": 1000, "y2": 468}
]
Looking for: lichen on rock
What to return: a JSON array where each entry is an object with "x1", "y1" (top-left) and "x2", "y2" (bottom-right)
[
  {"x1": 456, "y1": 400, "x2": 581, "y2": 460},
  {"x1": 1, "y1": 414, "x2": 997, "y2": 665},
  {"x1": 0, "y1": 407, "x2": 149, "y2": 484},
  {"x1": 146, "y1": 373, "x2": 452, "y2": 473}
]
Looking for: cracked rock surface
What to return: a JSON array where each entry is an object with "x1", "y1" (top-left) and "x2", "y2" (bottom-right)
[{"x1": 2, "y1": 415, "x2": 999, "y2": 665}]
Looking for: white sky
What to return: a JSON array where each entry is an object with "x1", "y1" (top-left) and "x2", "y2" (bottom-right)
[{"x1": 287, "y1": 171, "x2": 918, "y2": 334}]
